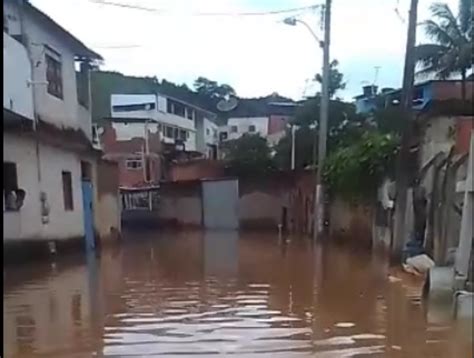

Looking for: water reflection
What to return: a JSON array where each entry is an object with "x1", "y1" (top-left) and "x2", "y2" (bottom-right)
[
  {"x1": 204, "y1": 230, "x2": 238, "y2": 278},
  {"x1": 3, "y1": 231, "x2": 473, "y2": 357}
]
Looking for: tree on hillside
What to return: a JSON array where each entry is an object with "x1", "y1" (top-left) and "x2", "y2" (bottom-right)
[
  {"x1": 193, "y1": 77, "x2": 236, "y2": 100},
  {"x1": 273, "y1": 97, "x2": 365, "y2": 170},
  {"x1": 414, "y1": 0, "x2": 473, "y2": 100},
  {"x1": 314, "y1": 60, "x2": 346, "y2": 99},
  {"x1": 222, "y1": 134, "x2": 274, "y2": 175}
]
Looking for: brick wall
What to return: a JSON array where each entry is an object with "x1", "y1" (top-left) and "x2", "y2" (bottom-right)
[
  {"x1": 100, "y1": 123, "x2": 162, "y2": 187},
  {"x1": 268, "y1": 115, "x2": 291, "y2": 135},
  {"x1": 170, "y1": 160, "x2": 225, "y2": 181},
  {"x1": 455, "y1": 117, "x2": 474, "y2": 154},
  {"x1": 433, "y1": 81, "x2": 474, "y2": 101}
]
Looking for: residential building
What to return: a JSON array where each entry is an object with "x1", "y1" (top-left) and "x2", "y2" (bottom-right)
[
  {"x1": 3, "y1": 0, "x2": 119, "y2": 257},
  {"x1": 219, "y1": 116, "x2": 269, "y2": 141},
  {"x1": 110, "y1": 93, "x2": 218, "y2": 157},
  {"x1": 100, "y1": 117, "x2": 162, "y2": 188},
  {"x1": 354, "y1": 85, "x2": 379, "y2": 114},
  {"x1": 218, "y1": 97, "x2": 297, "y2": 145},
  {"x1": 354, "y1": 80, "x2": 474, "y2": 115}
]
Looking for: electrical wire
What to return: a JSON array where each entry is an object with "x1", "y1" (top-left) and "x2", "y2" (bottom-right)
[{"x1": 89, "y1": 0, "x2": 320, "y2": 17}]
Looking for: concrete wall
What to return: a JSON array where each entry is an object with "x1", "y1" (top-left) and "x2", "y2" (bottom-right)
[
  {"x1": 158, "y1": 181, "x2": 202, "y2": 226},
  {"x1": 157, "y1": 172, "x2": 316, "y2": 231},
  {"x1": 3, "y1": 134, "x2": 84, "y2": 241},
  {"x1": 3, "y1": 32, "x2": 34, "y2": 119},
  {"x1": 329, "y1": 196, "x2": 374, "y2": 248},
  {"x1": 420, "y1": 116, "x2": 457, "y2": 168}
]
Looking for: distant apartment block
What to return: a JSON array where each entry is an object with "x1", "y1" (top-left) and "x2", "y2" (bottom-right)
[{"x1": 110, "y1": 94, "x2": 218, "y2": 157}]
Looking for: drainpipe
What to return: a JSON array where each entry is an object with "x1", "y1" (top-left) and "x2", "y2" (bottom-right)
[
  {"x1": 17, "y1": 0, "x2": 41, "y2": 181},
  {"x1": 17, "y1": 0, "x2": 49, "y2": 226}
]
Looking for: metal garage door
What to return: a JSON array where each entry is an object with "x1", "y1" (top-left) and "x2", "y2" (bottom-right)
[{"x1": 202, "y1": 179, "x2": 239, "y2": 229}]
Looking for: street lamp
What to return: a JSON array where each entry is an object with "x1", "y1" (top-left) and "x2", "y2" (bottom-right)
[
  {"x1": 283, "y1": 1, "x2": 331, "y2": 241},
  {"x1": 283, "y1": 17, "x2": 324, "y2": 48}
]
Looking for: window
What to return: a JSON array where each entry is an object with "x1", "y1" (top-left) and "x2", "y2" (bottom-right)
[
  {"x1": 125, "y1": 158, "x2": 142, "y2": 170},
  {"x1": 220, "y1": 132, "x2": 228, "y2": 141},
  {"x1": 173, "y1": 102, "x2": 185, "y2": 117},
  {"x1": 144, "y1": 158, "x2": 151, "y2": 182},
  {"x1": 231, "y1": 125, "x2": 238, "y2": 133},
  {"x1": 248, "y1": 125, "x2": 256, "y2": 133},
  {"x1": 206, "y1": 128, "x2": 210, "y2": 135},
  {"x1": 62, "y1": 171, "x2": 73, "y2": 211},
  {"x1": 179, "y1": 129, "x2": 187, "y2": 141},
  {"x1": 76, "y1": 61, "x2": 89, "y2": 108},
  {"x1": 166, "y1": 100, "x2": 174, "y2": 114},
  {"x1": 4, "y1": 162, "x2": 20, "y2": 211},
  {"x1": 186, "y1": 107, "x2": 194, "y2": 120},
  {"x1": 81, "y1": 161, "x2": 92, "y2": 181},
  {"x1": 112, "y1": 103, "x2": 155, "y2": 112},
  {"x1": 165, "y1": 126, "x2": 174, "y2": 139},
  {"x1": 45, "y1": 49, "x2": 63, "y2": 99},
  {"x1": 167, "y1": 99, "x2": 186, "y2": 117}
]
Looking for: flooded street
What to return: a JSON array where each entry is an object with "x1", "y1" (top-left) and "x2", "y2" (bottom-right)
[{"x1": 3, "y1": 231, "x2": 473, "y2": 357}]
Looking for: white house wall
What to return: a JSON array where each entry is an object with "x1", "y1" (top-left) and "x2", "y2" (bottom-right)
[
  {"x1": 4, "y1": 134, "x2": 84, "y2": 241},
  {"x1": 204, "y1": 118, "x2": 218, "y2": 145},
  {"x1": 111, "y1": 121, "x2": 196, "y2": 151},
  {"x1": 112, "y1": 122, "x2": 159, "y2": 142},
  {"x1": 223, "y1": 117, "x2": 269, "y2": 140},
  {"x1": 3, "y1": 33, "x2": 34, "y2": 119},
  {"x1": 4, "y1": 1, "x2": 92, "y2": 140}
]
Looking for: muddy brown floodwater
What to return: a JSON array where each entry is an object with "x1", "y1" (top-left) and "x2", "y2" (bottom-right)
[{"x1": 3, "y1": 231, "x2": 473, "y2": 357}]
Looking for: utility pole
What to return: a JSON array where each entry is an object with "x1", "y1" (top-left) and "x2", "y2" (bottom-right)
[
  {"x1": 291, "y1": 125, "x2": 296, "y2": 170},
  {"x1": 392, "y1": 0, "x2": 419, "y2": 259},
  {"x1": 313, "y1": 0, "x2": 331, "y2": 240}
]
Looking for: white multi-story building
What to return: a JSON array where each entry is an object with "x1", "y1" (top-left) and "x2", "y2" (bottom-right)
[
  {"x1": 3, "y1": 0, "x2": 117, "y2": 253},
  {"x1": 219, "y1": 117, "x2": 269, "y2": 142},
  {"x1": 110, "y1": 94, "x2": 218, "y2": 158}
]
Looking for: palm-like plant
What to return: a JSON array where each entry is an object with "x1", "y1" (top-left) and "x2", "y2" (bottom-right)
[{"x1": 415, "y1": 0, "x2": 473, "y2": 101}]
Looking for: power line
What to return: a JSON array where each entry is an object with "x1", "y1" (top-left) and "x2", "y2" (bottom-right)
[
  {"x1": 93, "y1": 45, "x2": 142, "y2": 49},
  {"x1": 89, "y1": 0, "x2": 321, "y2": 17}
]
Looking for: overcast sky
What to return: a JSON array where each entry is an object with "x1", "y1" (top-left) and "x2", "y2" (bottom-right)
[{"x1": 31, "y1": 0, "x2": 459, "y2": 101}]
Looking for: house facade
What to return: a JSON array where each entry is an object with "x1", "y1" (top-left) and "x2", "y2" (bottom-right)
[
  {"x1": 3, "y1": 0, "x2": 119, "y2": 256},
  {"x1": 100, "y1": 118, "x2": 162, "y2": 188},
  {"x1": 218, "y1": 98, "x2": 297, "y2": 145},
  {"x1": 110, "y1": 93, "x2": 218, "y2": 156}
]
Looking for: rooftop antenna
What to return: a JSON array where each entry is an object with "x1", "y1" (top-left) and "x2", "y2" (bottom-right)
[
  {"x1": 373, "y1": 66, "x2": 381, "y2": 87},
  {"x1": 216, "y1": 95, "x2": 238, "y2": 112}
]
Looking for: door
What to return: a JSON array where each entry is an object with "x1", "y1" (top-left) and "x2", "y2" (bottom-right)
[
  {"x1": 202, "y1": 179, "x2": 239, "y2": 229},
  {"x1": 82, "y1": 181, "x2": 95, "y2": 251}
]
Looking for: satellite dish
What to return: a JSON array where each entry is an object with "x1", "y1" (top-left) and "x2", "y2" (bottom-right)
[
  {"x1": 97, "y1": 127, "x2": 105, "y2": 135},
  {"x1": 217, "y1": 96, "x2": 238, "y2": 112}
]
